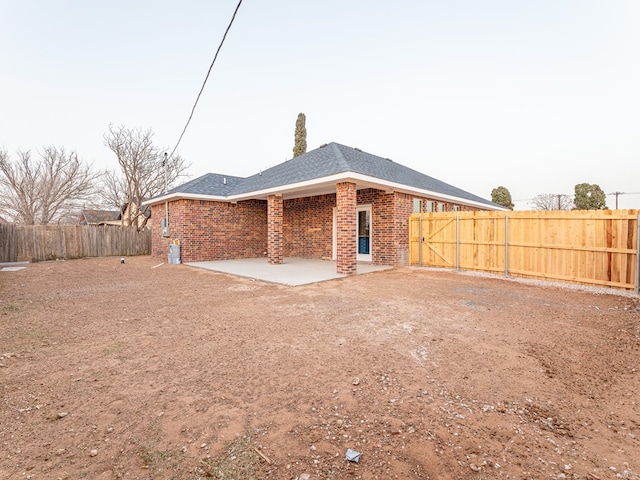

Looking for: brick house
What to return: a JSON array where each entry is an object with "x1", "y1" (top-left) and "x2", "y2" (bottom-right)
[{"x1": 143, "y1": 142, "x2": 503, "y2": 274}]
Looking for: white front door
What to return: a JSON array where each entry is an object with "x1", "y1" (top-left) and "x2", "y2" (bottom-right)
[{"x1": 357, "y1": 206, "x2": 372, "y2": 262}]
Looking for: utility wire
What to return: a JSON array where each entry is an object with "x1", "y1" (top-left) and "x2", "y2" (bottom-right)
[
  {"x1": 607, "y1": 191, "x2": 640, "y2": 209},
  {"x1": 167, "y1": 0, "x2": 243, "y2": 160}
]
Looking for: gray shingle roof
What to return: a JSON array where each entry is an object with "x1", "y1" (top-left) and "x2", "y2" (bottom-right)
[
  {"x1": 81, "y1": 209, "x2": 120, "y2": 224},
  {"x1": 158, "y1": 142, "x2": 498, "y2": 208},
  {"x1": 167, "y1": 173, "x2": 244, "y2": 196}
]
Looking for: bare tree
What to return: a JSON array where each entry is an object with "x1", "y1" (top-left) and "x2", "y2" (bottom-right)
[
  {"x1": 0, "y1": 146, "x2": 99, "y2": 224},
  {"x1": 101, "y1": 169, "x2": 128, "y2": 214},
  {"x1": 530, "y1": 193, "x2": 574, "y2": 211},
  {"x1": 103, "y1": 125, "x2": 189, "y2": 230}
]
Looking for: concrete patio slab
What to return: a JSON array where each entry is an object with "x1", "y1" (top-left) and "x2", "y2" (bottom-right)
[{"x1": 185, "y1": 257, "x2": 392, "y2": 286}]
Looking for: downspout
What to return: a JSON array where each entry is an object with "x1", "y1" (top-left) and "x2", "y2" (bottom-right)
[{"x1": 164, "y1": 152, "x2": 169, "y2": 232}]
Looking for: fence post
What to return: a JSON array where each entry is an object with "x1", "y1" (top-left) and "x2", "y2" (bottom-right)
[
  {"x1": 505, "y1": 215, "x2": 509, "y2": 277},
  {"x1": 418, "y1": 215, "x2": 423, "y2": 267},
  {"x1": 455, "y1": 214, "x2": 460, "y2": 271},
  {"x1": 634, "y1": 213, "x2": 640, "y2": 295}
]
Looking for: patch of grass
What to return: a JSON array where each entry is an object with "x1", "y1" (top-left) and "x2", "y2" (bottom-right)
[
  {"x1": 193, "y1": 435, "x2": 259, "y2": 480},
  {"x1": 4, "y1": 304, "x2": 20, "y2": 312},
  {"x1": 103, "y1": 341, "x2": 127, "y2": 356},
  {"x1": 134, "y1": 437, "x2": 184, "y2": 476},
  {"x1": 131, "y1": 434, "x2": 261, "y2": 480}
]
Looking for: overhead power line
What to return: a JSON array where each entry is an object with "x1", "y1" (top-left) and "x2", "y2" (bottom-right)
[
  {"x1": 167, "y1": 0, "x2": 243, "y2": 160},
  {"x1": 607, "y1": 191, "x2": 640, "y2": 209}
]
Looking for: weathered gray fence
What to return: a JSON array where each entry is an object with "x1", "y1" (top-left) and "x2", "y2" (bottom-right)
[
  {"x1": 1, "y1": 225, "x2": 150, "y2": 263},
  {"x1": 0, "y1": 223, "x2": 18, "y2": 262}
]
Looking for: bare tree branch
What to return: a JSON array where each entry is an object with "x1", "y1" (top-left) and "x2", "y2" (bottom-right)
[
  {"x1": 102, "y1": 124, "x2": 190, "y2": 230},
  {"x1": 101, "y1": 169, "x2": 127, "y2": 213},
  {"x1": 0, "y1": 147, "x2": 99, "y2": 224},
  {"x1": 530, "y1": 193, "x2": 574, "y2": 211}
]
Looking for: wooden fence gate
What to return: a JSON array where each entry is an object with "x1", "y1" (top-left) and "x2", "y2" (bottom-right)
[{"x1": 409, "y1": 210, "x2": 640, "y2": 292}]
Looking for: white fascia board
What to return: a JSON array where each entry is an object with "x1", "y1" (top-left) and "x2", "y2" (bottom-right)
[
  {"x1": 351, "y1": 174, "x2": 506, "y2": 210},
  {"x1": 227, "y1": 172, "x2": 361, "y2": 201},
  {"x1": 228, "y1": 172, "x2": 501, "y2": 210},
  {"x1": 142, "y1": 171, "x2": 503, "y2": 210},
  {"x1": 141, "y1": 192, "x2": 228, "y2": 207},
  {"x1": 385, "y1": 184, "x2": 507, "y2": 210}
]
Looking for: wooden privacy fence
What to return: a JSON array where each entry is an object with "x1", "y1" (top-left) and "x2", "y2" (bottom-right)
[
  {"x1": 1, "y1": 225, "x2": 151, "y2": 263},
  {"x1": 409, "y1": 210, "x2": 640, "y2": 292},
  {"x1": 0, "y1": 223, "x2": 18, "y2": 262}
]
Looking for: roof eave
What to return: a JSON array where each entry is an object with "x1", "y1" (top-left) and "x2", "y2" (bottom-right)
[
  {"x1": 143, "y1": 171, "x2": 501, "y2": 210},
  {"x1": 142, "y1": 192, "x2": 229, "y2": 207},
  {"x1": 229, "y1": 172, "x2": 501, "y2": 210}
]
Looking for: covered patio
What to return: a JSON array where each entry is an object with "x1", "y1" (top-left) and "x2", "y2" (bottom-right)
[
  {"x1": 185, "y1": 257, "x2": 392, "y2": 286},
  {"x1": 144, "y1": 143, "x2": 501, "y2": 273}
]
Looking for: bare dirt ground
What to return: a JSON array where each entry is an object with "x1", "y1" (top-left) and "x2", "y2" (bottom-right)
[{"x1": 1, "y1": 256, "x2": 639, "y2": 480}]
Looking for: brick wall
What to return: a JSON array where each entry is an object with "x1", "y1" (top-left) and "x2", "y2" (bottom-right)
[
  {"x1": 283, "y1": 194, "x2": 335, "y2": 260},
  {"x1": 394, "y1": 192, "x2": 414, "y2": 267},
  {"x1": 357, "y1": 188, "x2": 391, "y2": 265},
  {"x1": 150, "y1": 190, "x2": 488, "y2": 266},
  {"x1": 150, "y1": 199, "x2": 267, "y2": 262}
]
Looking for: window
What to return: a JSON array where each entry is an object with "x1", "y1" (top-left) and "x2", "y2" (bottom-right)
[
  {"x1": 412, "y1": 199, "x2": 422, "y2": 213},
  {"x1": 426, "y1": 200, "x2": 435, "y2": 212},
  {"x1": 453, "y1": 205, "x2": 460, "y2": 211},
  {"x1": 438, "y1": 203, "x2": 445, "y2": 212}
]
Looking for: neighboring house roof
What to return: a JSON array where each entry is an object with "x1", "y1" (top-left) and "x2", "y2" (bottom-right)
[
  {"x1": 145, "y1": 142, "x2": 504, "y2": 210},
  {"x1": 124, "y1": 198, "x2": 152, "y2": 219},
  {"x1": 80, "y1": 209, "x2": 120, "y2": 224}
]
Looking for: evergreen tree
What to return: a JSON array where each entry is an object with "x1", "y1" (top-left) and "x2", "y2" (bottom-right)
[
  {"x1": 491, "y1": 186, "x2": 514, "y2": 210},
  {"x1": 574, "y1": 183, "x2": 607, "y2": 210},
  {"x1": 293, "y1": 113, "x2": 307, "y2": 157}
]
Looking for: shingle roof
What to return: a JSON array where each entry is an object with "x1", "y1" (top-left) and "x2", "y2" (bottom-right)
[
  {"x1": 166, "y1": 173, "x2": 245, "y2": 196},
  {"x1": 81, "y1": 209, "x2": 120, "y2": 224},
  {"x1": 156, "y1": 142, "x2": 498, "y2": 208}
]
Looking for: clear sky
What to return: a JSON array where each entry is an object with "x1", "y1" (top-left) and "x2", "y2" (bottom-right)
[{"x1": 1, "y1": 1, "x2": 639, "y2": 209}]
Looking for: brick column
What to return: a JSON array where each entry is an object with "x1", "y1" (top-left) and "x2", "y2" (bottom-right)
[
  {"x1": 267, "y1": 194, "x2": 283, "y2": 264},
  {"x1": 336, "y1": 182, "x2": 357, "y2": 275},
  {"x1": 393, "y1": 192, "x2": 413, "y2": 267}
]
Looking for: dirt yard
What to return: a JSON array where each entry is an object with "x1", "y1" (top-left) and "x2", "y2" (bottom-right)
[{"x1": 1, "y1": 256, "x2": 639, "y2": 480}]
